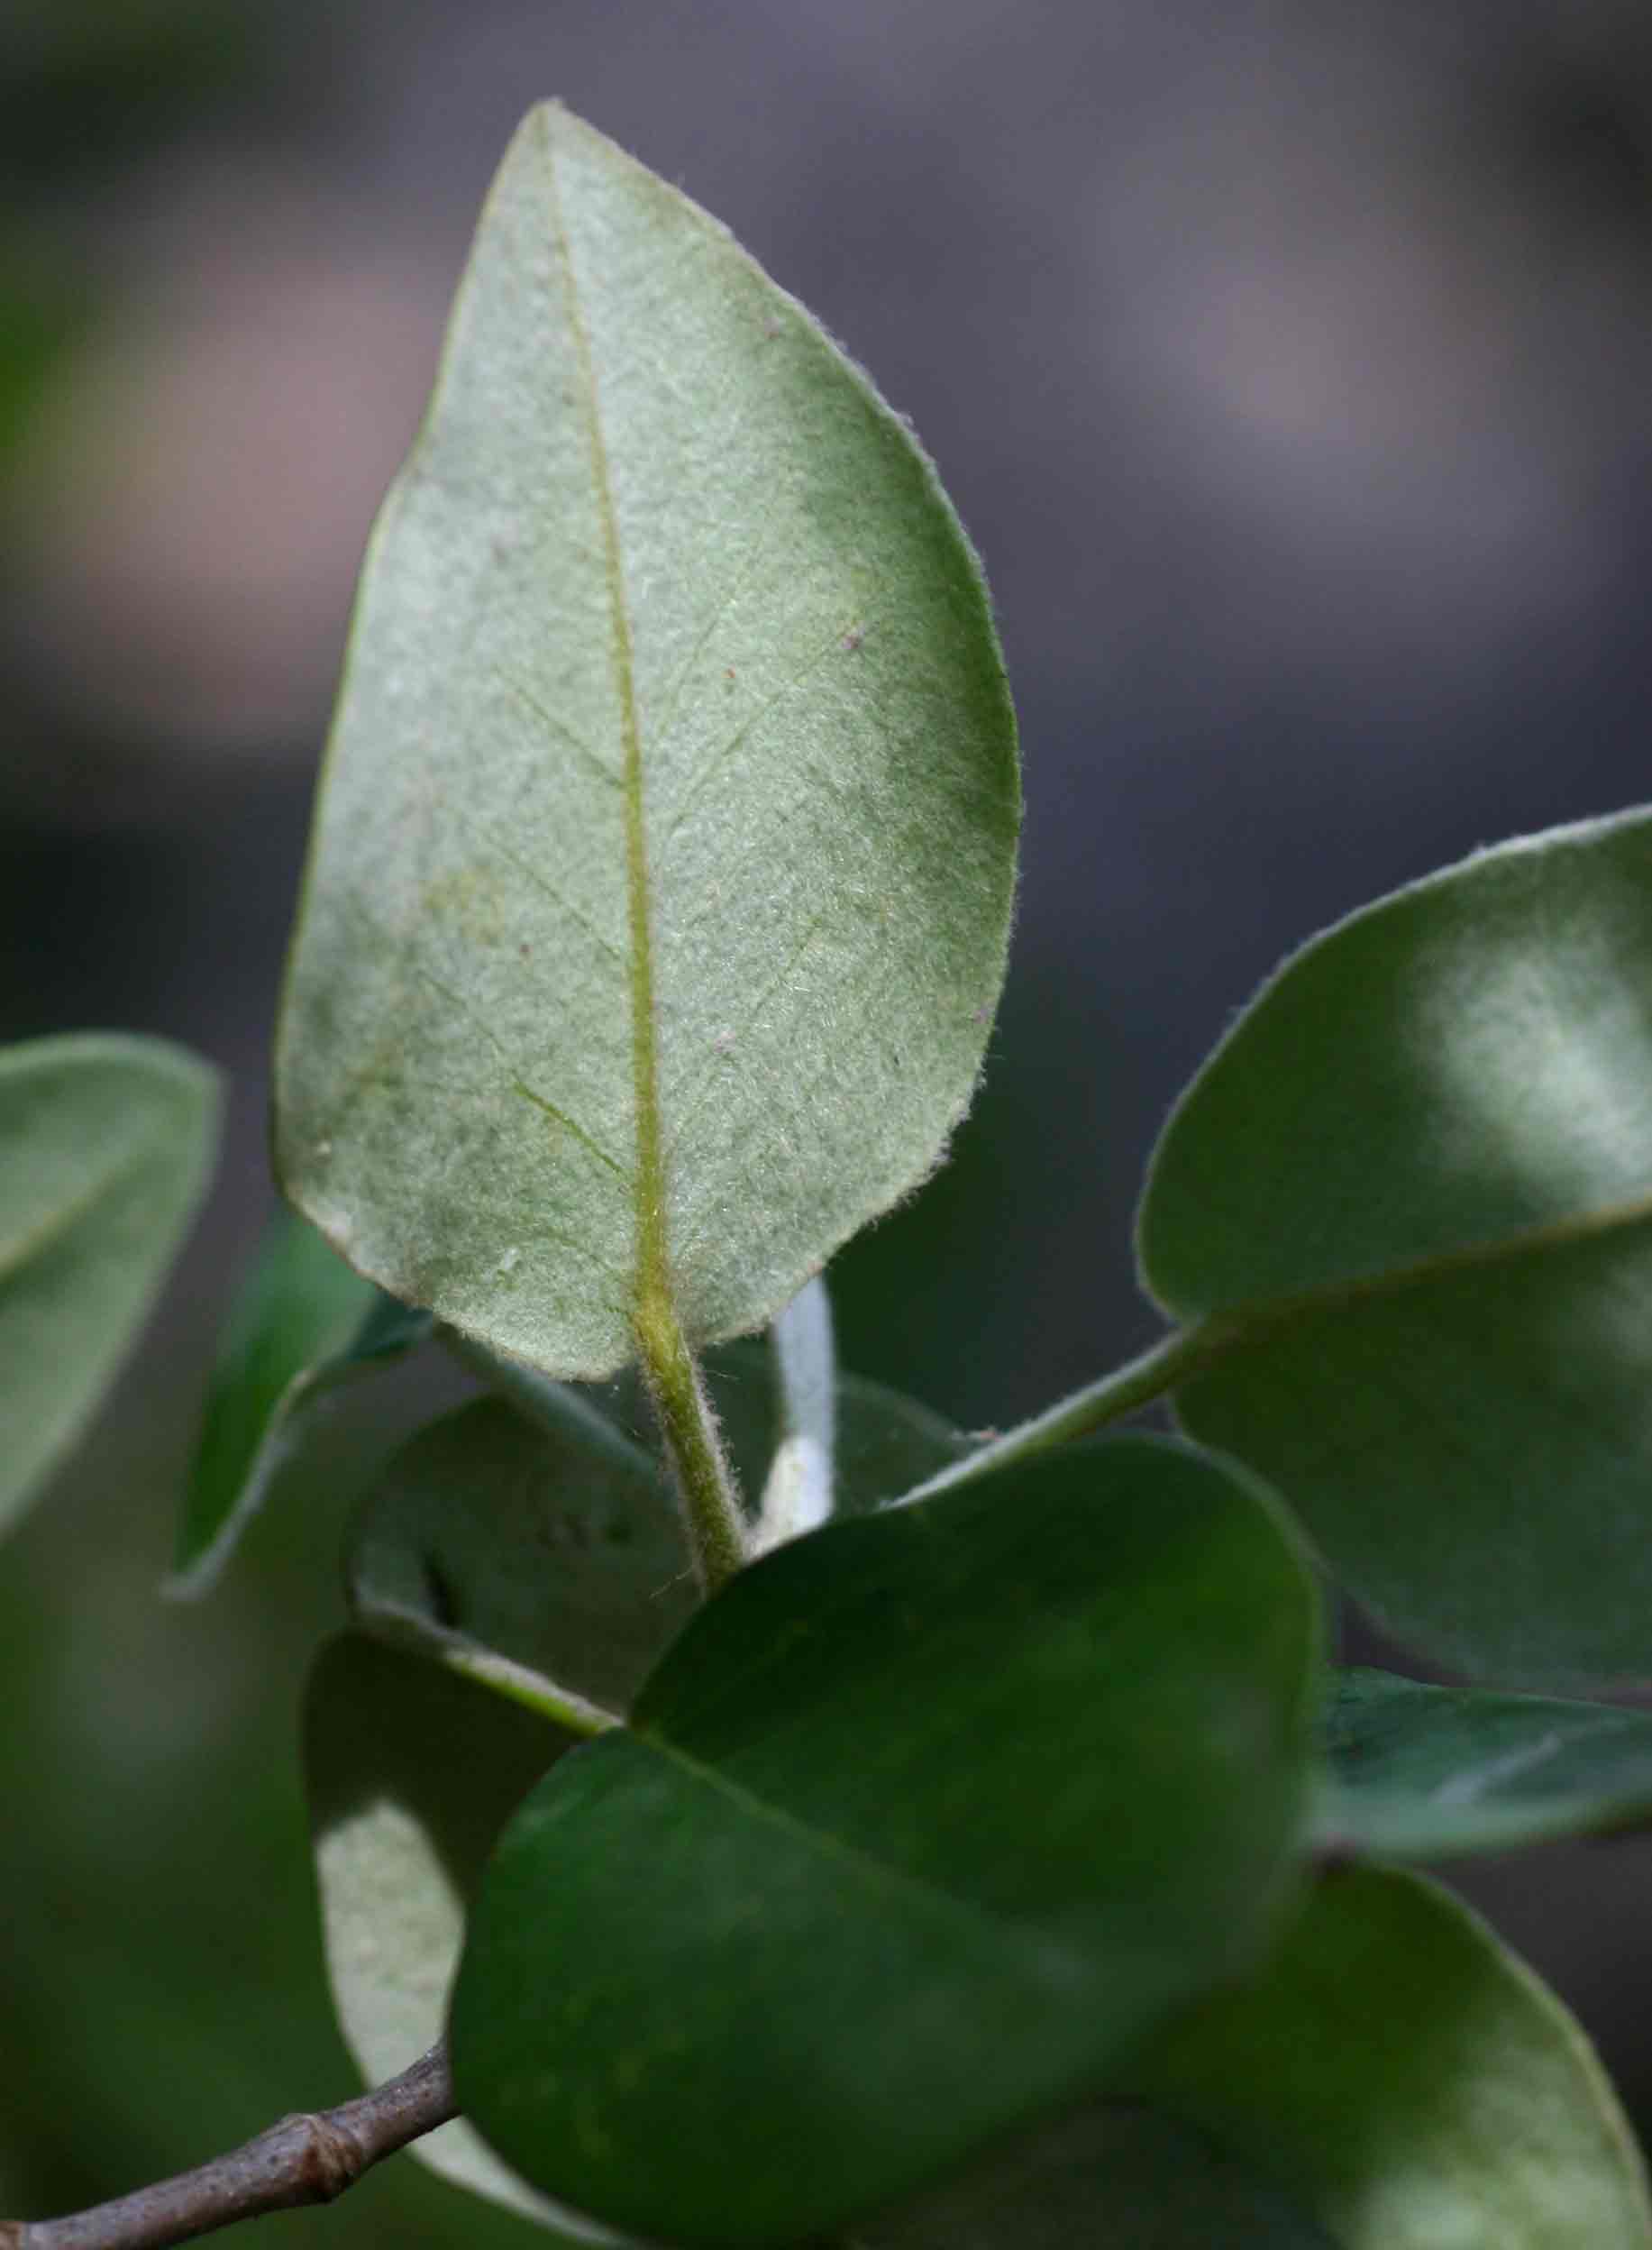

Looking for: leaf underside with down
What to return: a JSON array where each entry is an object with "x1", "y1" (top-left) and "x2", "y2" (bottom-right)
[
  {"x1": 452, "y1": 1438, "x2": 1319, "y2": 2246},
  {"x1": 0, "y1": 1033, "x2": 218, "y2": 1541},
  {"x1": 304, "y1": 1639, "x2": 584, "y2": 2234},
  {"x1": 1136, "y1": 809, "x2": 1652, "y2": 1684},
  {"x1": 1128, "y1": 1864, "x2": 1652, "y2": 2247},
  {"x1": 171, "y1": 1206, "x2": 429, "y2": 1593},
  {"x1": 315, "y1": 1386, "x2": 685, "y2": 2231},
  {"x1": 275, "y1": 101, "x2": 1019, "y2": 1379},
  {"x1": 1319, "y1": 1667, "x2": 1652, "y2": 1859}
]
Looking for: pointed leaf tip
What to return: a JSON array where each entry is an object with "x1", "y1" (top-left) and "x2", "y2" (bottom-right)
[{"x1": 275, "y1": 104, "x2": 1018, "y2": 1379}]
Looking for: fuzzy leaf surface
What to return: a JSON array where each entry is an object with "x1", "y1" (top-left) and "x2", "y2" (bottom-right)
[
  {"x1": 0, "y1": 1033, "x2": 217, "y2": 1539},
  {"x1": 172, "y1": 1207, "x2": 428, "y2": 1592},
  {"x1": 451, "y1": 1438, "x2": 1319, "y2": 2246},
  {"x1": 1319, "y1": 1668, "x2": 1652, "y2": 1858},
  {"x1": 1129, "y1": 1865, "x2": 1652, "y2": 2248},
  {"x1": 1137, "y1": 809, "x2": 1652, "y2": 1682},
  {"x1": 275, "y1": 101, "x2": 1018, "y2": 1378}
]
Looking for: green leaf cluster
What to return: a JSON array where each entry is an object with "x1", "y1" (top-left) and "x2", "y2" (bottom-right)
[{"x1": 14, "y1": 95, "x2": 1652, "y2": 2250}]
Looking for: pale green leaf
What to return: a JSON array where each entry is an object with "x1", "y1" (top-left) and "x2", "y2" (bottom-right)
[
  {"x1": 452, "y1": 1438, "x2": 1320, "y2": 2245},
  {"x1": 1136, "y1": 809, "x2": 1652, "y2": 1682},
  {"x1": 303, "y1": 1636, "x2": 592, "y2": 2235},
  {"x1": 275, "y1": 101, "x2": 1018, "y2": 1380},
  {"x1": 0, "y1": 1032, "x2": 218, "y2": 1540},
  {"x1": 1319, "y1": 1667, "x2": 1652, "y2": 1859},
  {"x1": 1129, "y1": 1864, "x2": 1652, "y2": 2248},
  {"x1": 170, "y1": 1206, "x2": 429, "y2": 1594}
]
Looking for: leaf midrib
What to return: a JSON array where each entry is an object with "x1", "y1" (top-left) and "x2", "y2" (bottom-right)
[
  {"x1": 0, "y1": 1143, "x2": 158, "y2": 1291},
  {"x1": 542, "y1": 112, "x2": 663, "y2": 1329},
  {"x1": 1179, "y1": 1181, "x2": 1652, "y2": 1375}
]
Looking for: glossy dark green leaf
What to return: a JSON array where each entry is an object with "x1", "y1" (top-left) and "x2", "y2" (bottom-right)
[
  {"x1": 275, "y1": 102, "x2": 1019, "y2": 1381},
  {"x1": 1128, "y1": 1865, "x2": 1652, "y2": 2247},
  {"x1": 1319, "y1": 1667, "x2": 1652, "y2": 1859},
  {"x1": 304, "y1": 1636, "x2": 582, "y2": 2229},
  {"x1": 452, "y1": 1437, "x2": 1320, "y2": 2246},
  {"x1": 859, "y1": 2101, "x2": 1334, "y2": 2249},
  {"x1": 170, "y1": 1206, "x2": 429, "y2": 1594},
  {"x1": 1136, "y1": 809, "x2": 1652, "y2": 1683},
  {"x1": 1, "y1": 1033, "x2": 218, "y2": 1540}
]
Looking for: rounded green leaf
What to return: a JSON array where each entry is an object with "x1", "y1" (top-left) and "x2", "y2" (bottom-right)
[
  {"x1": 1136, "y1": 809, "x2": 1652, "y2": 1682},
  {"x1": 451, "y1": 1438, "x2": 1320, "y2": 2246},
  {"x1": 171, "y1": 1207, "x2": 429, "y2": 1594},
  {"x1": 0, "y1": 1032, "x2": 218, "y2": 1540},
  {"x1": 304, "y1": 1636, "x2": 583, "y2": 2232},
  {"x1": 275, "y1": 102, "x2": 1019, "y2": 1380},
  {"x1": 1319, "y1": 1667, "x2": 1652, "y2": 1860},
  {"x1": 1129, "y1": 1865, "x2": 1652, "y2": 2248}
]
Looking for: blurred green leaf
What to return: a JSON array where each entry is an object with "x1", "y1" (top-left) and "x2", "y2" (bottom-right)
[
  {"x1": 0, "y1": 253, "x2": 83, "y2": 468},
  {"x1": 1319, "y1": 1667, "x2": 1652, "y2": 1859},
  {"x1": 452, "y1": 1438, "x2": 1319, "y2": 2245},
  {"x1": 275, "y1": 102, "x2": 1018, "y2": 1381},
  {"x1": 171, "y1": 1207, "x2": 428, "y2": 1594},
  {"x1": 1129, "y1": 1864, "x2": 1652, "y2": 2247},
  {"x1": 1137, "y1": 809, "x2": 1652, "y2": 1683},
  {"x1": 304, "y1": 1637, "x2": 582, "y2": 2234},
  {"x1": 0, "y1": 0, "x2": 262, "y2": 193},
  {"x1": 0, "y1": 1032, "x2": 217, "y2": 1541}
]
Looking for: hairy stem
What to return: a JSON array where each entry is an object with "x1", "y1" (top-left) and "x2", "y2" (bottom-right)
[
  {"x1": 895, "y1": 1322, "x2": 1225, "y2": 1507},
  {"x1": 354, "y1": 1599, "x2": 621, "y2": 1737},
  {"x1": 634, "y1": 1282, "x2": 746, "y2": 1592},
  {"x1": 544, "y1": 140, "x2": 746, "y2": 1594},
  {"x1": 0, "y1": 2046, "x2": 455, "y2": 2250}
]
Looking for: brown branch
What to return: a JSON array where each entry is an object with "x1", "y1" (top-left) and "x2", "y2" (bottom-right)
[{"x1": 0, "y1": 2044, "x2": 457, "y2": 2250}]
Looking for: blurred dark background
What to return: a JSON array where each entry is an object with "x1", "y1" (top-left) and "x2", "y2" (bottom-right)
[{"x1": 6, "y1": 0, "x2": 1652, "y2": 2232}]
